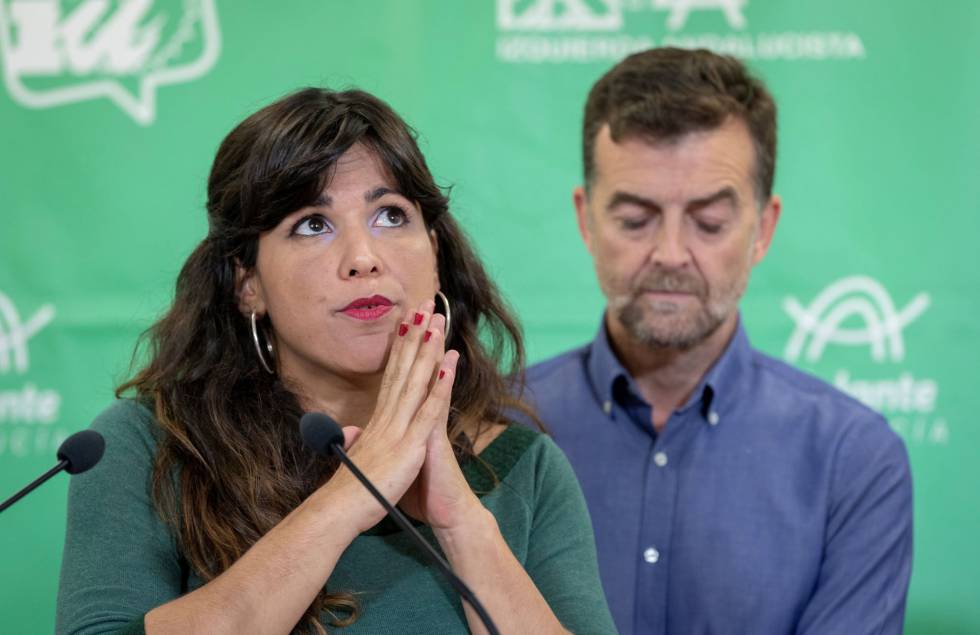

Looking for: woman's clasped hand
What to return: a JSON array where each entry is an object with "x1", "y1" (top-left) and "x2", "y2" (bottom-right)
[{"x1": 322, "y1": 302, "x2": 476, "y2": 535}]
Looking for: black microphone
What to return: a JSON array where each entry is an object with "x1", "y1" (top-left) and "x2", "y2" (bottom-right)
[
  {"x1": 299, "y1": 412, "x2": 501, "y2": 635},
  {"x1": 0, "y1": 429, "x2": 105, "y2": 514}
]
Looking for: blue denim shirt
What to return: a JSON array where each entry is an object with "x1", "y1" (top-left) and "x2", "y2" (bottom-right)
[{"x1": 525, "y1": 317, "x2": 913, "y2": 635}]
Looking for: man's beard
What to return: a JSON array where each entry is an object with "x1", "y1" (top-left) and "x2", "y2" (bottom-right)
[{"x1": 610, "y1": 265, "x2": 748, "y2": 351}]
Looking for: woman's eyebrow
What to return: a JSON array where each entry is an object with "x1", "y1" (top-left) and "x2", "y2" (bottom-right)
[
  {"x1": 310, "y1": 187, "x2": 405, "y2": 207},
  {"x1": 364, "y1": 186, "x2": 403, "y2": 202}
]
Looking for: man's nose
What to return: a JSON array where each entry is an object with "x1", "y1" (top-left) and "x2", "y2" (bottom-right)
[{"x1": 650, "y1": 215, "x2": 690, "y2": 269}]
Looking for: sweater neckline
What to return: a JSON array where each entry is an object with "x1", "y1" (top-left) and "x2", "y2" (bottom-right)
[{"x1": 363, "y1": 425, "x2": 538, "y2": 536}]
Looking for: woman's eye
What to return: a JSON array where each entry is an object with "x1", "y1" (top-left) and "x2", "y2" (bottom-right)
[
  {"x1": 374, "y1": 206, "x2": 409, "y2": 228},
  {"x1": 292, "y1": 215, "x2": 331, "y2": 236}
]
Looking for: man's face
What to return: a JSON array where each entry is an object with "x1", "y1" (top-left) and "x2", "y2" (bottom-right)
[{"x1": 574, "y1": 118, "x2": 780, "y2": 351}]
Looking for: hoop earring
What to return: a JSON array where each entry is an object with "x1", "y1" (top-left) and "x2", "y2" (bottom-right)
[
  {"x1": 250, "y1": 311, "x2": 275, "y2": 374},
  {"x1": 435, "y1": 290, "x2": 452, "y2": 342}
]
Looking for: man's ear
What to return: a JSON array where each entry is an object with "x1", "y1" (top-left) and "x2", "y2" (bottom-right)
[
  {"x1": 235, "y1": 261, "x2": 266, "y2": 316},
  {"x1": 752, "y1": 194, "x2": 782, "y2": 265},
  {"x1": 573, "y1": 185, "x2": 595, "y2": 255}
]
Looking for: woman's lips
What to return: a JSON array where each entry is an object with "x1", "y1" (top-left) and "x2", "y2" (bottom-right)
[
  {"x1": 340, "y1": 295, "x2": 394, "y2": 321},
  {"x1": 343, "y1": 305, "x2": 394, "y2": 321}
]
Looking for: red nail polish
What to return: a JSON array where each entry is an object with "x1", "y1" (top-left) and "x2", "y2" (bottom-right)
[
  {"x1": 413, "y1": 312, "x2": 424, "y2": 325},
  {"x1": 438, "y1": 370, "x2": 446, "y2": 380},
  {"x1": 398, "y1": 324, "x2": 408, "y2": 336},
  {"x1": 424, "y1": 330, "x2": 432, "y2": 342}
]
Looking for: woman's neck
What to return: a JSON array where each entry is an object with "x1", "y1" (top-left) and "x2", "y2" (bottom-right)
[{"x1": 283, "y1": 365, "x2": 383, "y2": 429}]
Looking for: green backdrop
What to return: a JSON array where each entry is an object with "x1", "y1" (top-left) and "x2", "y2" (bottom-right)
[{"x1": 1, "y1": 1, "x2": 977, "y2": 632}]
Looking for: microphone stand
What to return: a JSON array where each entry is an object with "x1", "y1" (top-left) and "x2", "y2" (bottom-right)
[
  {"x1": 331, "y1": 443, "x2": 501, "y2": 635},
  {"x1": 0, "y1": 460, "x2": 69, "y2": 513}
]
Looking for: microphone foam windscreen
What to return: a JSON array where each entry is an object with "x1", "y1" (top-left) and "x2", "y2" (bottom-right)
[
  {"x1": 300, "y1": 412, "x2": 345, "y2": 457},
  {"x1": 57, "y1": 429, "x2": 106, "y2": 475}
]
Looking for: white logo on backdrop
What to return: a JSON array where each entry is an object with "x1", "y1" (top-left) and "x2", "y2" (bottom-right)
[
  {"x1": 497, "y1": 0, "x2": 622, "y2": 31},
  {"x1": 0, "y1": 290, "x2": 64, "y2": 456},
  {"x1": 0, "y1": 0, "x2": 221, "y2": 125},
  {"x1": 782, "y1": 276, "x2": 947, "y2": 445},
  {"x1": 0, "y1": 290, "x2": 55, "y2": 375},
  {"x1": 496, "y1": 0, "x2": 865, "y2": 63},
  {"x1": 497, "y1": 0, "x2": 746, "y2": 31},
  {"x1": 655, "y1": 0, "x2": 747, "y2": 31},
  {"x1": 782, "y1": 275, "x2": 931, "y2": 364}
]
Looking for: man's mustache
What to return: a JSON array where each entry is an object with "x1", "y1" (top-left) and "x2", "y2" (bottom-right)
[{"x1": 632, "y1": 269, "x2": 706, "y2": 297}]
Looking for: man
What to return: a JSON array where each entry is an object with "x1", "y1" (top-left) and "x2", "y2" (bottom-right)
[{"x1": 525, "y1": 48, "x2": 913, "y2": 634}]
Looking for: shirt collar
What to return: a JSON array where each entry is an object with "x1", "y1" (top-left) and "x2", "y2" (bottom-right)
[
  {"x1": 586, "y1": 313, "x2": 754, "y2": 424},
  {"x1": 585, "y1": 316, "x2": 631, "y2": 414}
]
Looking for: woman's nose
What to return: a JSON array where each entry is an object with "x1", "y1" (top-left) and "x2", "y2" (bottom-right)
[{"x1": 338, "y1": 228, "x2": 383, "y2": 279}]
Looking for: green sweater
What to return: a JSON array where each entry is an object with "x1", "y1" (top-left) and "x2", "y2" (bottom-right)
[{"x1": 56, "y1": 400, "x2": 616, "y2": 634}]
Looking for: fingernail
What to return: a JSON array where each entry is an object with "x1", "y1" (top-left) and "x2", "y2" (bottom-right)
[
  {"x1": 424, "y1": 330, "x2": 432, "y2": 342},
  {"x1": 398, "y1": 324, "x2": 408, "y2": 336},
  {"x1": 438, "y1": 370, "x2": 446, "y2": 380},
  {"x1": 413, "y1": 312, "x2": 424, "y2": 325}
]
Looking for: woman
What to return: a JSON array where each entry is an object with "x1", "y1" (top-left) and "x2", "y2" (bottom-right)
[{"x1": 55, "y1": 88, "x2": 616, "y2": 634}]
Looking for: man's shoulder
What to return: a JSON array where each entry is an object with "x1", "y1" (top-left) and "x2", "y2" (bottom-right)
[
  {"x1": 745, "y1": 346, "x2": 899, "y2": 444},
  {"x1": 526, "y1": 343, "x2": 591, "y2": 388},
  {"x1": 751, "y1": 348, "x2": 850, "y2": 398},
  {"x1": 522, "y1": 344, "x2": 597, "y2": 426}
]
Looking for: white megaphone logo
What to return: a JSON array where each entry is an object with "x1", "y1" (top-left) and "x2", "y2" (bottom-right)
[
  {"x1": 783, "y1": 276, "x2": 930, "y2": 364},
  {"x1": 0, "y1": 0, "x2": 220, "y2": 125}
]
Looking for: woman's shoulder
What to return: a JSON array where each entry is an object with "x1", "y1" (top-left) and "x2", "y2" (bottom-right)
[
  {"x1": 88, "y1": 398, "x2": 163, "y2": 460},
  {"x1": 485, "y1": 423, "x2": 567, "y2": 464},
  {"x1": 466, "y1": 424, "x2": 572, "y2": 496}
]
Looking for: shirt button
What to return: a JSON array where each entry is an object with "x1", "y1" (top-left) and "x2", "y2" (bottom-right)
[
  {"x1": 654, "y1": 451, "x2": 668, "y2": 467},
  {"x1": 708, "y1": 411, "x2": 720, "y2": 425},
  {"x1": 643, "y1": 547, "x2": 660, "y2": 564},
  {"x1": 602, "y1": 400, "x2": 612, "y2": 415}
]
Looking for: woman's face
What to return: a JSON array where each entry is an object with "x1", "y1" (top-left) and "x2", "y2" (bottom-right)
[{"x1": 239, "y1": 143, "x2": 439, "y2": 383}]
